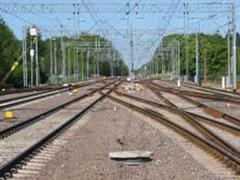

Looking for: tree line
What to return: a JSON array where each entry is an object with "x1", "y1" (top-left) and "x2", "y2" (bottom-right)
[
  {"x1": 0, "y1": 18, "x2": 128, "y2": 88},
  {"x1": 139, "y1": 32, "x2": 240, "y2": 82}
]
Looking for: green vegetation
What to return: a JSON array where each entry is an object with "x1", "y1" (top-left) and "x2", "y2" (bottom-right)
[
  {"x1": 0, "y1": 19, "x2": 22, "y2": 87},
  {"x1": 140, "y1": 33, "x2": 240, "y2": 82},
  {"x1": 0, "y1": 18, "x2": 128, "y2": 88}
]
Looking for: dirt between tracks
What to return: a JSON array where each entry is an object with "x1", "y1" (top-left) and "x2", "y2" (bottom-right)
[{"x1": 34, "y1": 100, "x2": 217, "y2": 180}]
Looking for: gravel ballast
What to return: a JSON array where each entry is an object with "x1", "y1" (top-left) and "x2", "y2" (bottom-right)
[{"x1": 33, "y1": 100, "x2": 216, "y2": 180}]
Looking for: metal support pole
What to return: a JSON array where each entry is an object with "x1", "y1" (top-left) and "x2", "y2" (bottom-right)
[
  {"x1": 97, "y1": 38, "x2": 100, "y2": 77},
  {"x1": 30, "y1": 39, "x2": 34, "y2": 87},
  {"x1": 35, "y1": 36, "x2": 39, "y2": 86},
  {"x1": 50, "y1": 38, "x2": 53, "y2": 84},
  {"x1": 86, "y1": 46, "x2": 89, "y2": 80},
  {"x1": 67, "y1": 47, "x2": 71, "y2": 82},
  {"x1": 171, "y1": 47, "x2": 174, "y2": 79},
  {"x1": 177, "y1": 41, "x2": 181, "y2": 81},
  {"x1": 184, "y1": 2, "x2": 189, "y2": 81},
  {"x1": 227, "y1": 30, "x2": 231, "y2": 88},
  {"x1": 76, "y1": 48, "x2": 80, "y2": 81},
  {"x1": 73, "y1": 48, "x2": 77, "y2": 82},
  {"x1": 130, "y1": 24, "x2": 134, "y2": 82},
  {"x1": 232, "y1": 4, "x2": 237, "y2": 91},
  {"x1": 195, "y1": 26, "x2": 199, "y2": 84},
  {"x1": 81, "y1": 49, "x2": 84, "y2": 81},
  {"x1": 163, "y1": 51, "x2": 166, "y2": 74},
  {"x1": 61, "y1": 37, "x2": 66, "y2": 83},
  {"x1": 94, "y1": 38, "x2": 97, "y2": 78},
  {"x1": 76, "y1": 48, "x2": 79, "y2": 82},
  {"x1": 113, "y1": 51, "x2": 116, "y2": 77},
  {"x1": 172, "y1": 41, "x2": 178, "y2": 80},
  {"x1": 156, "y1": 58, "x2": 159, "y2": 75},
  {"x1": 22, "y1": 26, "x2": 28, "y2": 87},
  {"x1": 110, "y1": 50, "x2": 113, "y2": 77},
  {"x1": 53, "y1": 40, "x2": 57, "y2": 84},
  {"x1": 161, "y1": 50, "x2": 164, "y2": 76}
]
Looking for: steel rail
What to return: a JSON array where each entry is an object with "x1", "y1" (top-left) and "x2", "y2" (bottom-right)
[
  {"x1": 0, "y1": 79, "x2": 107, "y2": 110},
  {"x1": 114, "y1": 90, "x2": 240, "y2": 133},
  {"x1": 114, "y1": 90, "x2": 240, "y2": 158},
  {"x1": 0, "y1": 80, "x2": 114, "y2": 139},
  {"x1": 149, "y1": 81, "x2": 240, "y2": 126},
  {"x1": 107, "y1": 95, "x2": 240, "y2": 172},
  {"x1": 0, "y1": 80, "x2": 121, "y2": 179},
  {"x1": 0, "y1": 80, "x2": 103, "y2": 105},
  {"x1": 159, "y1": 79, "x2": 240, "y2": 97}
]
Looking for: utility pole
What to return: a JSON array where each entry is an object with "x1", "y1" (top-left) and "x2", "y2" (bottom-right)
[
  {"x1": 227, "y1": 30, "x2": 231, "y2": 88},
  {"x1": 86, "y1": 46, "x2": 89, "y2": 80},
  {"x1": 30, "y1": 40, "x2": 34, "y2": 87},
  {"x1": 177, "y1": 41, "x2": 181, "y2": 82},
  {"x1": 110, "y1": 50, "x2": 114, "y2": 77},
  {"x1": 130, "y1": 24, "x2": 134, "y2": 82},
  {"x1": 97, "y1": 37, "x2": 100, "y2": 77},
  {"x1": 35, "y1": 35, "x2": 39, "y2": 86},
  {"x1": 195, "y1": 25, "x2": 200, "y2": 84},
  {"x1": 108, "y1": 47, "x2": 112, "y2": 77},
  {"x1": 29, "y1": 26, "x2": 38, "y2": 86},
  {"x1": 73, "y1": 48, "x2": 79, "y2": 82},
  {"x1": 22, "y1": 26, "x2": 28, "y2": 87},
  {"x1": 94, "y1": 37, "x2": 97, "y2": 78},
  {"x1": 183, "y1": 2, "x2": 189, "y2": 81},
  {"x1": 73, "y1": 48, "x2": 76, "y2": 82},
  {"x1": 113, "y1": 51, "x2": 116, "y2": 77},
  {"x1": 161, "y1": 49, "x2": 164, "y2": 77},
  {"x1": 61, "y1": 36, "x2": 66, "y2": 83},
  {"x1": 204, "y1": 57, "x2": 208, "y2": 84},
  {"x1": 50, "y1": 38, "x2": 53, "y2": 84},
  {"x1": 53, "y1": 39, "x2": 57, "y2": 84},
  {"x1": 115, "y1": 53, "x2": 118, "y2": 76},
  {"x1": 95, "y1": 36, "x2": 100, "y2": 78},
  {"x1": 149, "y1": 61, "x2": 152, "y2": 75},
  {"x1": 231, "y1": 4, "x2": 237, "y2": 92},
  {"x1": 68, "y1": 47, "x2": 71, "y2": 82},
  {"x1": 113, "y1": 51, "x2": 115, "y2": 77},
  {"x1": 81, "y1": 49, "x2": 84, "y2": 81},
  {"x1": 171, "y1": 47, "x2": 175, "y2": 79}
]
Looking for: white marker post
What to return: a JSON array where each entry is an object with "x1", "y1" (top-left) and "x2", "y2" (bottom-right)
[
  {"x1": 222, "y1": 76, "x2": 226, "y2": 89},
  {"x1": 177, "y1": 80, "x2": 181, "y2": 89}
]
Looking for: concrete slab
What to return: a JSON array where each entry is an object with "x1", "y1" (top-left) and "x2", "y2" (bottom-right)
[{"x1": 109, "y1": 151, "x2": 153, "y2": 159}]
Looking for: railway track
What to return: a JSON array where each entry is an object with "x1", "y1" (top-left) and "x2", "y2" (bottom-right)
[
  {"x1": 0, "y1": 78, "x2": 109, "y2": 96},
  {"x1": 169, "y1": 88, "x2": 240, "y2": 104},
  {"x1": 151, "y1": 79, "x2": 240, "y2": 102},
  {"x1": 0, "y1": 80, "x2": 116, "y2": 139},
  {"x1": 159, "y1": 79, "x2": 240, "y2": 99},
  {"x1": 112, "y1": 89, "x2": 240, "y2": 157},
  {"x1": 0, "y1": 80, "x2": 121, "y2": 179},
  {"x1": 114, "y1": 90, "x2": 240, "y2": 133},
  {"x1": 0, "y1": 79, "x2": 107, "y2": 110},
  {"x1": 0, "y1": 86, "x2": 61, "y2": 96},
  {"x1": 183, "y1": 81, "x2": 240, "y2": 96},
  {"x1": 151, "y1": 80, "x2": 240, "y2": 105},
  {"x1": 107, "y1": 91, "x2": 240, "y2": 176},
  {"x1": 148, "y1": 81, "x2": 240, "y2": 126}
]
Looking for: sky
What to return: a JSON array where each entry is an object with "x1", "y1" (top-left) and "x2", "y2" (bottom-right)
[{"x1": 0, "y1": 0, "x2": 240, "y2": 69}]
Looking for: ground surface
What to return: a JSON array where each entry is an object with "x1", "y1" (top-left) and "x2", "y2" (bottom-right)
[
  {"x1": 0, "y1": 83, "x2": 103, "y2": 131},
  {"x1": 33, "y1": 100, "x2": 216, "y2": 180}
]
